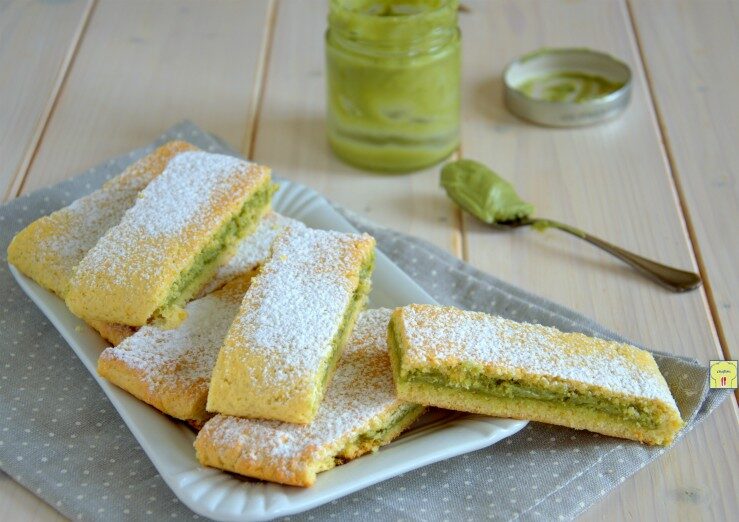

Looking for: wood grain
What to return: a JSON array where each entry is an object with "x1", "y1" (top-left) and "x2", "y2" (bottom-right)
[
  {"x1": 250, "y1": 0, "x2": 463, "y2": 255},
  {"x1": 0, "y1": 0, "x2": 93, "y2": 201},
  {"x1": 458, "y1": 1, "x2": 738, "y2": 520},
  {"x1": 17, "y1": 0, "x2": 271, "y2": 195},
  {"x1": 629, "y1": 0, "x2": 739, "y2": 357}
]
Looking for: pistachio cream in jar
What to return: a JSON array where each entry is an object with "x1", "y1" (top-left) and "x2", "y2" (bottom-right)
[{"x1": 326, "y1": 0, "x2": 460, "y2": 172}]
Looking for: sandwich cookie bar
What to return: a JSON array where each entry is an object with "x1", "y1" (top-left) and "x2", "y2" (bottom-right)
[
  {"x1": 7, "y1": 141, "x2": 197, "y2": 344},
  {"x1": 388, "y1": 305, "x2": 683, "y2": 445},
  {"x1": 97, "y1": 276, "x2": 252, "y2": 422},
  {"x1": 94, "y1": 210, "x2": 293, "y2": 342},
  {"x1": 66, "y1": 151, "x2": 276, "y2": 328},
  {"x1": 7, "y1": 141, "x2": 195, "y2": 300},
  {"x1": 207, "y1": 222, "x2": 375, "y2": 424},
  {"x1": 195, "y1": 309, "x2": 425, "y2": 487}
]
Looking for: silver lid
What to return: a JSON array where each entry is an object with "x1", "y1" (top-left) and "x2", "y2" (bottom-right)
[{"x1": 503, "y1": 48, "x2": 632, "y2": 127}]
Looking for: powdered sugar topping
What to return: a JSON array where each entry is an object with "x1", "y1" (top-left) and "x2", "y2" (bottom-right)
[
  {"x1": 99, "y1": 284, "x2": 244, "y2": 393},
  {"x1": 74, "y1": 151, "x2": 267, "y2": 287},
  {"x1": 227, "y1": 222, "x2": 374, "y2": 383},
  {"x1": 128, "y1": 152, "x2": 250, "y2": 237}
]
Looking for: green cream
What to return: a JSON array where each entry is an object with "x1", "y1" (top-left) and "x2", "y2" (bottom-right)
[
  {"x1": 408, "y1": 372, "x2": 661, "y2": 429},
  {"x1": 517, "y1": 71, "x2": 625, "y2": 103},
  {"x1": 348, "y1": 403, "x2": 425, "y2": 450},
  {"x1": 314, "y1": 403, "x2": 423, "y2": 474},
  {"x1": 317, "y1": 253, "x2": 376, "y2": 400},
  {"x1": 388, "y1": 322, "x2": 662, "y2": 430},
  {"x1": 154, "y1": 183, "x2": 277, "y2": 323},
  {"x1": 441, "y1": 159, "x2": 534, "y2": 223}
]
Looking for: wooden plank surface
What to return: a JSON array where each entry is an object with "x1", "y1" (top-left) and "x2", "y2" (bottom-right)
[
  {"x1": 17, "y1": 0, "x2": 271, "y2": 195},
  {"x1": 250, "y1": 0, "x2": 463, "y2": 255},
  {"x1": 457, "y1": 1, "x2": 738, "y2": 520},
  {"x1": 629, "y1": 0, "x2": 739, "y2": 356},
  {"x1": 0, "y1": 0, "x2": 93, "y2": 201}
]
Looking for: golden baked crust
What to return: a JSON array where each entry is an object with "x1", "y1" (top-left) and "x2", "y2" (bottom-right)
[
  {"x1": 65, "y1": 151, "x2": 273, "y2": 328},
  {"x1": 389, "y1": 304, "x2": 683, "y2": 445},
  {"x1": 195, "y1": 309, "x2": 424, "y2": 487},
  {"x1": 97, "y1": 275, "x2": 253, "y2": 422},
  {"x1": 206, "y1": 222, "x2": 375, "y2": 424},
  {"x1": 88, "y1": 320, "x2": 136, "y2": 346},
  {"x1": 7, "y1": 141, "x2": 196, "y2": 299}
]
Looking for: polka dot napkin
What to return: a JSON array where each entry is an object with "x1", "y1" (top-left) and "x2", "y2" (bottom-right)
[{"x1": 0, "y1": 122, "x2": 730, "y2": 521}]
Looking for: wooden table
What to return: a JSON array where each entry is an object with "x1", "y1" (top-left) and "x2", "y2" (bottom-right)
[{"x1": 1, "y1": 1, "x2": 737, "y2": 520}]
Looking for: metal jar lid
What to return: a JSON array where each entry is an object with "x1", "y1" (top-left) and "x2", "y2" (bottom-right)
[{"x1": 503, "y1": 48, "x2": 632, "y2": 127}]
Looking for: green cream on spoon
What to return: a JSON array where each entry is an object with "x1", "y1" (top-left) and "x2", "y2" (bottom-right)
[
  {"x1": 440, "y1": 159, "x2": 702, "y2": 292},
  {"x1": 440, "y1": 159, "x2": 534, "y2": 224}
]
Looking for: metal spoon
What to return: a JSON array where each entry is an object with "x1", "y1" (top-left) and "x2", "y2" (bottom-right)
[
  {"x1": 440, "y1": 159, "x2": 702, "y2": 292},
  {"x1": 492, "y1": 217, "x2": 702, "y2": 292}
]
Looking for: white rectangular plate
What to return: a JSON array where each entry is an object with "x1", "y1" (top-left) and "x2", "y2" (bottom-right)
[{"x1": 11, "y1": 179, "x2": 527, "y2": 521}]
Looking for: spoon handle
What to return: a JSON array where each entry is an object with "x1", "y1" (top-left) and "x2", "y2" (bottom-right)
[{"x1": 529, "y1": 218, "x2": 702, "y2": 292}]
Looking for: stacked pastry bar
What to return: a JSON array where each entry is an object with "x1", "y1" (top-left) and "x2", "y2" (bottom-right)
[
  {"x1": 65, "y1": 150, "x2": 276, "y2": 328},
  {"x1": 98, "y1": 276, "x2": 252, "y2": 423},
  {"x1": 196, "y1": 309, "x2": 425, "y2": 486},
  {"x1": 388, "y1": 305, "x2": 683, "y2": 446},
  {"x1": 7, "y1": 141, "x2": 196, "y2": 343},
  {"x1": 207, "y1": 221, "x2": 376, "y2": 423},
  {"x1": 8, "y1": 141, "x2": 194, "y2": 299}
]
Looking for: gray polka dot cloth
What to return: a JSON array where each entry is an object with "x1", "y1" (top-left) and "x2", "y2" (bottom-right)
[{"x1": 0, "y1": 122, "x2": 730, "y2": 521}]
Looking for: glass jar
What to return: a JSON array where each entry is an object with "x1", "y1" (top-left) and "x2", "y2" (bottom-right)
[{"x1": 326, "y1": 0, "x2": 460, "y2": 172}]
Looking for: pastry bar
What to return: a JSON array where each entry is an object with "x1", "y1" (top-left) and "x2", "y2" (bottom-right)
[
  {"x1": 196, "y1": 211, "x2": 298, "y2": 296},
  {"x1": 7, "y1": 141, "x2": 194, "y2": 298},
  {"x1": 66, "y1": 151, "x2": 276, "y2": 328},
  {"x1": 97, "y1": 276, "x2": 252, "y2": 422},
  {"x1": 96, "y1": 210, "x2": 295, "y2": 343},
  {"x1": 207, "y1": 222, "x2": 375, "y2": 424},
  {"x1": 388, "y1": 304, "x2": 683, "y2": 445},
  {"x1": 7, "y1": 141, "x2": 196, "y2": 343},
  {"x1": 195, "y1": 309, "x2": 425, "y2": 487}
]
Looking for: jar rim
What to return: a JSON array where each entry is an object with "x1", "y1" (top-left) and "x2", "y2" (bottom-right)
[
  {"x1": 328, "y1": 0, "x2": 458, "y2": 54},
  {"x1": 329, "y1": 0, "x2": 457, "y2": 19}
]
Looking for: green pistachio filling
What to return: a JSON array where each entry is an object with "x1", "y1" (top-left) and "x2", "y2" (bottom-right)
[
  {"x1": 389, "y1": 322, "x2": 665, "y2": 430},
  {"x1": 313, "y1": 403, "x2": 424, "y2": 473},
  {"x1": 154, "y1": 183, "x2": 277, "y2": 324},
  {"x1": 347, "y1": 404, "x2": 425, "y2": 451},
  {"x1": 315, "y1": 252, "x2": 376, "y2": 406}
]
